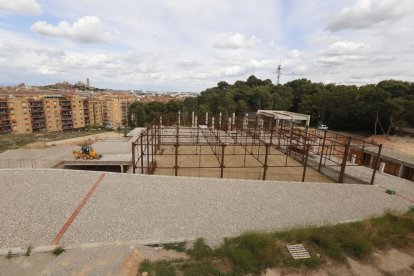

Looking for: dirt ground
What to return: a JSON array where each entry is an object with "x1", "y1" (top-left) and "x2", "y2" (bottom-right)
[
  {"x1": 267, "y1": 247, "x2": 414, "y2": 276},
  {"x1": 2, "y1": 245, "x2": 413, "y2": 276},
  {"x1": 154, "y1": 145, "x2": 333, "y2": 183},
  {"x1": 366, "y1": 135, "x2": 414, "y2": 156},
  {"x1": 23, "y1": 131, "x2": 123, "y2": 149},
  {"x1": 0, "y1": 244, "x2": 187, "y2": 276},
  {"x1": 0, "y1": 132, "x2": 124, "y2": 169}
]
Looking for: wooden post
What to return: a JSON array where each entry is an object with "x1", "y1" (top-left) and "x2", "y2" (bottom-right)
[
  {"x1": 318, "y1": 130, "x2": 327, "y2": 172},
  {"x1": 339, "y1": 137, "x2": 352, "y2": 183},
  {"x1": 370, "y1": 144, "x2": 383, "y2": 185}
]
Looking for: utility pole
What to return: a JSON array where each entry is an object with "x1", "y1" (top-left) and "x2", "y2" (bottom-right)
[{"x1": 276, "y1": 62, "x2": 282, "y2": 85}]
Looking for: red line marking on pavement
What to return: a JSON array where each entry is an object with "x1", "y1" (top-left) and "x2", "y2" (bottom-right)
[
  {"x1": 51, "y1": 173, "x2": 106, "y2": 245},
  {"x1": 377, "y1": 185, "x2": 414, "y2": 204}
]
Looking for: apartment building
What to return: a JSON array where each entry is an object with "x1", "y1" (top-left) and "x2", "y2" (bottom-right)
[
  {"x1": 0, "y1": 94, "x2": 135, "y2": 135},
  {"x1": 88, "y1": 98, "x2": 103, "y2": 126},
  {"x1": 43, "y1": 96, "x2": 63, "y2": 132},
  {"x1": 7, "y1": 96, "x2": 32, "y2": 134},
  {"x1": 0, "y1": 97, "x2": 12, "y2": 134},
  {"x1": 103, "y1": 97, "x2": 130, "y2": 129},
  {"x1": 83, "y1": 99, "x2": 90, "y2": 127},
  {"x1": 28, "y1": 98, "x2": 47, "y2": 132},
  {"x1": 60, "y1": 98, "x2": 73, "y2": 131},
  {"x1": 71, "y1": 96, "x2": 86, "y2": 129}
]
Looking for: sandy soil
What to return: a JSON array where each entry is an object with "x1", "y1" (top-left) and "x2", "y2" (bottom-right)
[
  {"x1": 23, "y1": 132, "x2": 123, "y2": 149},
  {"x1": 0, "y1": 132, "x2": 124, "y2": 168},
  {"x1": 154, "y1": 145, "x2": 333, "y2": 182},
  {"x1": 267, "y1": 247, "x2": 414, "y2": 275},
  {"x1": 366, "y1": 135, "x2": 414, "y2": 156},
  {"x1": 0, "y1": 245, "x2": 188, "y2": 276}
]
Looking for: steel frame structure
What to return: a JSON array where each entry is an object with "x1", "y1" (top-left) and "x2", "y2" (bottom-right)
[{"x1": 131, "y1": 113, "x2": 382, "y2": 184}]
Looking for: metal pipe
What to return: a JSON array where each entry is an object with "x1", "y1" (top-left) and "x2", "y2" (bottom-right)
[
  {"x1": 302, "y1": 145, "x2": 310, "y2": 182},
  {"x1": 318, "y1": 130, "x2": 327, "y2": 172},
  {"x1": 132, "y1": 141, "x2": 136, "y2": 174},
  {"x1": 370, "y1": 144, "x2": 383, "y2": 185},
  {"x1": 339, "y1": 136, "x2": 352, "y2": 183}
]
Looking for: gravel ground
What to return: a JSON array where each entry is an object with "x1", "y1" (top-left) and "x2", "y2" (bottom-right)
[
  {"x1": 0, "y1": 169, "x2": 411, "y2": 249},
  {"x1": 0, "y1": 169, "x2": 101, "y2": 248},
  {"x1": 62, "y1": 172, "x2": 410, "y2": 246}
]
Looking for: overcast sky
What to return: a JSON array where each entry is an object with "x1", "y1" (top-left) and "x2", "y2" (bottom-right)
[{"x1": 0, "y1": 0, "x2": 413, "y2": 91}]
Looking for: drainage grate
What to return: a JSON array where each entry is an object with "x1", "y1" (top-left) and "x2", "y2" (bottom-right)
[{"x1": 286, "y1": 244, "x2": 311, "y2": 259}]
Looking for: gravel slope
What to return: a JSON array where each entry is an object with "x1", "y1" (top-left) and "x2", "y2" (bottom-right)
[{"x1": 0, "y1": 169, "x2": 411, "y2": 248}]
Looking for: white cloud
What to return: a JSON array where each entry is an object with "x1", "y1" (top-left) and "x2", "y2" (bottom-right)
[
  {"x1": 31, "y1": 16, "x2": 113, "y2": 43},
  {"x1": 288, "y1": 50, "x2": 302, "y2": 59},
  {"x1": 317, "y1": 40, "x2": 369, "y2": 65},
  {"x1": 327, "y1": 0, "x2": 414, "y2": 31},
  {"x1": 1, "y1": 0, "x2": 414, "y2": 90},
  {"x1": 176, "y1": 59, "x2": 200, "y2": 69},
  {"x1": 212, "y1": 32, "x2": 260, "y2": 49},
  {"x1": 0, "y1": 0, "x2": 41, "y2": 15},
  {"x1": 324, "y1": 41, "x2": 368, "y2": 56}
]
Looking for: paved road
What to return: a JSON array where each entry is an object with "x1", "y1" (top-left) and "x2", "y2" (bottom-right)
[{"x1": 0, "y1": 169, "x2": 412, "y2": 248}]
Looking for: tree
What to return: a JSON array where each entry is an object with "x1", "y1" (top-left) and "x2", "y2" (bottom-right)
[
  {"x1": 128, "y1": 102, "x2": 147, "y2": 127},
  {"x1": 385, "y1": 97, "x2": 414, "y2": 137},
  {"x1": 271, "y1": 85, "x2": 294, "y2": 110}
]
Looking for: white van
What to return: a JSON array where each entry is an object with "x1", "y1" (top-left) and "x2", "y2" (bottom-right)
[{"x1": 317, "y1": 125, "x2": 328, "y2": 130}]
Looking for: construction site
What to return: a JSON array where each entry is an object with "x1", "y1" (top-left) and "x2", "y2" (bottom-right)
[
  {"x1": 3, "y1": 110, "x2": 414, "y2": 276},
  {"x1": 132, "y1": 110, "x2": 382, "y2": 184}
]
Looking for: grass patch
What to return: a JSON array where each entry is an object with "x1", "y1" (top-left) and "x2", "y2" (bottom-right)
[
  {"x1": 163, "y1": 242, "x2": 187, "y2": 252},
  {"x1": 6, "y1": 250, "x2": 12, "y2": 259},
  {"x1": 385, "y1": 189, "x2": 396, "y2": 195},
  {"x1": 53, "y1": 246, "x2": 65, "y2": 256},
  {"x1": 138, "y1": 210, "x2": 414, "y2": 275},
  {"x1": 25, "y1": 245, "x2": 32, "y2": 256},
  {"x1": 138, "y1": 259, "x2": 176, "y2": 276}
]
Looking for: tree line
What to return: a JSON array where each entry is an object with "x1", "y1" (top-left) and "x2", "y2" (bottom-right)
[{"x1": 128, "y1": 76, "x2": 414, "y2": 135}]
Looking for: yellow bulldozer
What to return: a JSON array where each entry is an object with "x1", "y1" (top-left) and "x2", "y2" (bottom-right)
[{"x1": 73, "y1": 145, "x2": 102, "y2": 160}]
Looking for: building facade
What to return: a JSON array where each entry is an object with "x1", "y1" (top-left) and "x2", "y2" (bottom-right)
[
  {"x1": 7, "y1": 96, "x2": 32, "y2": 134},
  {"x1": 0, "y1": 94, "x2": 133, "y2": 135}
]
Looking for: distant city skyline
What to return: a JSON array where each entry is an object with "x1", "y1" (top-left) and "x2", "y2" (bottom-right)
[{"x1": 0, "y1": 0, "x2": 413, "y2": 91}]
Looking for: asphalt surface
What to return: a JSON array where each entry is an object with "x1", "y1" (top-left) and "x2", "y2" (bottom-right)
[{"x1": 0, "y1": 169, "x2": 412, "y2": 248}]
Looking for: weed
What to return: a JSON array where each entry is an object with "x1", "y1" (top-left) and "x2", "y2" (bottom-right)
[
  {"x1": 163, "y1": 242, "x2": 187, "y2": 252},
  {"x1": 180, "y1": 259, "x2": 228, "y2": 276},
  {"x1": 385, "y1": 189, "x2": 396, "y2": 195},
  {"x1": 53, "y1": 246, "x2": 65, "y2": 256},
  {"x1": 25, "y1": 244, "x2": 33, "y2": 256},
  {"x1": 138, "y1": 259, "x2": 176, "y2": 276},
  {"x1": 186, "y1": 238, "x2": 213, "y2": 260},
  {"x1": 136, "y1": 210, "x2": 414, "y2": 275},
  {"x1": 138, "y1": 259, "x2": 152, "y2": 275},
  {"x1": 6, "y1": 250, "x2": 12, "y2": 259}
]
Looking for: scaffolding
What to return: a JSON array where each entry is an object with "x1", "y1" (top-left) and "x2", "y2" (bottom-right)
[{"x1": 131, "y1": 111, "x2": 382, "y2": 184}]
